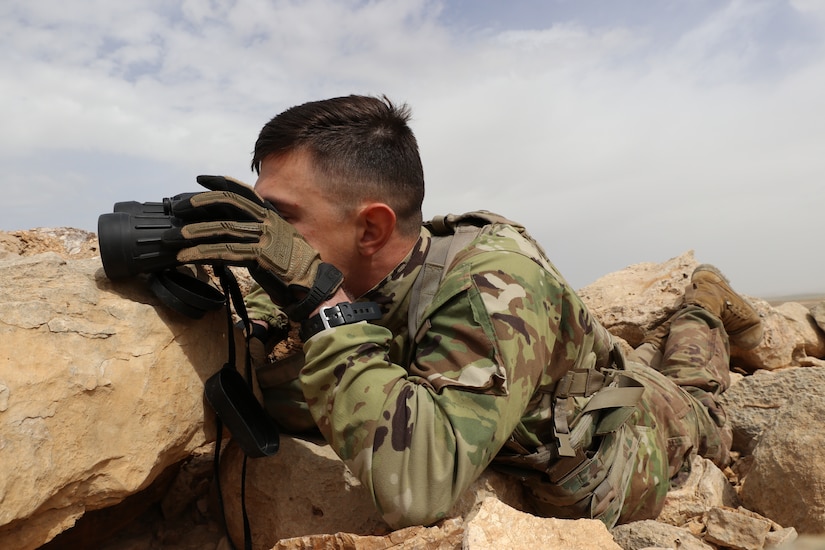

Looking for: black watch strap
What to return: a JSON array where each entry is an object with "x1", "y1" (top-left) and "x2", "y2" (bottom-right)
[
  {"x1": 300, "y1": 301, "x2": 383, "y2": 340},
  {"x1": 288, "y1": 262, "x2": 344, "y2": 321}
]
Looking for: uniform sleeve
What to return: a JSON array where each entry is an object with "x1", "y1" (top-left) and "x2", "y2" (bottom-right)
[
  {"x1": 299, "y1": 250, "x2": 559, "y2": 528},
  {"x1": 244, "y1": 283, "x2": 288, "y2": 329}
]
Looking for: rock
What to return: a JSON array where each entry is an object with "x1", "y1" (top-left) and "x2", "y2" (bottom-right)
[
  {"x1": 731, "y1": 302, "x2": 825, "y2": 371},
  {"x1": 271, "y1": 518, "x2": 465, "y2": 549},
  {"x1": 810, "y1": 302, "x2": 825, "y2": 332},
  {"x1": 739, "y1": 392, "x2": 825, "y2": 534},
  {"x1": 656, "y1": 455, "x2": 739, "y2": 527},
  {"x1": 703, "y1": 506, "x2": 772, "y2": 550},
  {"x1": 0, "y1": 251, "x2": 226, "y2": 549},
  {"x1": 578, "y1": 251, "x2": 696, "y2": 348},
  {"x1": 719, "y1": 367, "x2": 825, "y2": 454},
  {"x1": 611, "y1": 519, "x2": 713, "y2": 550},
  {"x1": 0, "y1": 227, "x2": 99, "y2": 260},
  {"x1": 764, "y1": 526, "x2": 798, "y2": 549},
  {"x1": 219, "y1": 436, "x2": 530, "y2": 549},
  {"x1": 219, "y1": 436, "x2": 388, "y2": 548},
  {"x1": 464, "y1": 497, "x2": 622, "y2": 550},
  {"x1": 160, "y1": 444, "x2": 217, "y2": 521}
]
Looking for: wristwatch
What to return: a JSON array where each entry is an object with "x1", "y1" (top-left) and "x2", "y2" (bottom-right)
[{"x1": 300, "y1": 301, "x2": 383, "y2": 340}]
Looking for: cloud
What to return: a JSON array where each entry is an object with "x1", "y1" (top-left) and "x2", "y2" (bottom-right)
[{"x1": 0, "y1": 0, "x2": 823, "y2": 296}]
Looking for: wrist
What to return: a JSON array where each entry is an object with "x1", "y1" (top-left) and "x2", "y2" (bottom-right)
[
  {"x1": 296, "y1": 263, "x2": 345, "y2": 319},
  {"x1": 310, "y1": 287, "x2": 352, "y2": 317},
  {"x1": 300, "y1": 299, "x2": 383, "y2": 341}
]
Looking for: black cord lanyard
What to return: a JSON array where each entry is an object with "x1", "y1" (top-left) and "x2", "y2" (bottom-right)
[{"x1": 213, "y1": 266, "x2": 256, "y2": 550}]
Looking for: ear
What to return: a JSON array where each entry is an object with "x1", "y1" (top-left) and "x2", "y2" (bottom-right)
[{"x1": 356, "y1": 203, "x2": 396, "y2": 257}]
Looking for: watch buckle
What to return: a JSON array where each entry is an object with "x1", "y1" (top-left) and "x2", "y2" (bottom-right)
[{"x1": 319, "y1": 305, "x2": 336, "y2": 331}]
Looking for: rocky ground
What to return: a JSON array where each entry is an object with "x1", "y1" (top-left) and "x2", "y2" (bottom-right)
[{"x1": 4, "y1": 227, "x2": 825, "y2": 550}]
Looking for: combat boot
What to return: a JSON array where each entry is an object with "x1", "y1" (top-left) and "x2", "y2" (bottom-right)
[{"x1": 684, "y1": 264, "x2": 763, "y2": 349}]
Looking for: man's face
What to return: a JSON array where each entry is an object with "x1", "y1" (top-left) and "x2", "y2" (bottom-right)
[{"x1": 253, "y1": 149, "x2": 359, "y2": 280}]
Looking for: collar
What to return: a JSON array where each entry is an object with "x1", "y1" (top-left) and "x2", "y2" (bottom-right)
[{"x1": 358, "y1": 228, "x2": 432, "y2": 334}]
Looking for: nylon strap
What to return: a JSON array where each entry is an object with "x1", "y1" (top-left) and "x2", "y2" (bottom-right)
[
  {"x1": 214, "y1": 266, "x2": 255, "y2": 550},
  {"x1": 555, "y1": 368, "x2": 607, "y2": 399},
  {"x1": 408, "y1": 224, "x2": 482, "y2": 343}
]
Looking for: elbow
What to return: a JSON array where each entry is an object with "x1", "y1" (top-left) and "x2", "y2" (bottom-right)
[{"x1": 372, "y1": 477, "x2": 459, "y2": 529}]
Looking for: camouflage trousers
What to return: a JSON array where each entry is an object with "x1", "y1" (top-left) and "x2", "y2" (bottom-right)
[{"x1": 525, "y1": 305, "x2": 732, "y2": 526}]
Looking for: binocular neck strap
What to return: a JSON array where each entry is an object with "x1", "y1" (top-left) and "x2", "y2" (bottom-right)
[{"x1": 213, "y1": 265, "x2": 254, "y2": 550}]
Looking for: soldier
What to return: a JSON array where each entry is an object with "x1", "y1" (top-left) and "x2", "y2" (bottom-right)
[{"x1": 170, "y1": 94, "x2": 762, "y2": 529}]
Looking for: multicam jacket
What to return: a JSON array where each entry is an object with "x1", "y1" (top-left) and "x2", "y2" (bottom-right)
[{"x1": 246, "y1": 218, "x2": 617, "y2": 528}]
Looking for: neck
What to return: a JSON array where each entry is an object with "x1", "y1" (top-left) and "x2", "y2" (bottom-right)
[{"x1": 345, "y1": 232, "x2": 419, "y2": 298}]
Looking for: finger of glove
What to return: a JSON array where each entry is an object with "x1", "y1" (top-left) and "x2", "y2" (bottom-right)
[
  {"x1": 177, "y1": 220, "x2": 264, "y2": 243},
  {"x1": 176, "y1": 242, "x2": 264, "y2": 266},
  {"x1": 172, "y1": 190, "x2": 268, "y2": 222},
  {"x1": 161, "y1": 220, "x2": 263, "y2": 250},
  {"x1": 196, "y1": 175, "x2": 266, "y2": 207}
]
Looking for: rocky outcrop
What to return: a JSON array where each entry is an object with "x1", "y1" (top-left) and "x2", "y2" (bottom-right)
[
  {"x1": 218, "y1": 436, "x2": 531, "y2": 546},
  {"x1": 738, "y1": 390, "x2": 825, "y2": 533},
  {"x1": 0, "y1": 230, "x2": 226, "y2": 549},
  {"x1": 2, "y1": 233, "x2": 825, "y2": 550},
  {"x1": 719, "y1": 367, "x2": 825, "y2": 454}
]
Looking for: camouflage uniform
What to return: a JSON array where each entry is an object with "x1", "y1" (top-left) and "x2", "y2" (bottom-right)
[{"x1": 245, "y1": 218, "x2": 732, "y2": 529}]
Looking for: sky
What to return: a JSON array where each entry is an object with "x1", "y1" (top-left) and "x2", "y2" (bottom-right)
[{"x1": 1, "y1": 0, "x2": 823, "y2": 298}]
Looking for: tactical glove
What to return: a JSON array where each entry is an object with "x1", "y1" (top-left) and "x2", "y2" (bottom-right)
[{"x1": 167, "y1": 175, "x2": 343, "y2": 321}]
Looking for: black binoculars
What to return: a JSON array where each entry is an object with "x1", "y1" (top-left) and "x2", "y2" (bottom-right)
[
  {"x1": 97, "y1": 193, "x2": 198, "y2": 280},
  {"x1": 97, "y1": 193, "x2": 227, "y2": 318}
]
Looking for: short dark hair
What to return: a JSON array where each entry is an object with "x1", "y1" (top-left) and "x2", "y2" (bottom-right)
[{"x1": 252, "y1": 95, "x2": 425, "y2": 235}]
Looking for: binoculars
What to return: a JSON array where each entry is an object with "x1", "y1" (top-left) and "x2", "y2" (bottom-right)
[
  {"x1": 97, "y1": 193, "x2": 227, "y2": 318},
  {"x1": 97, "y1": 193, "x2": 198, "y2": 280}
]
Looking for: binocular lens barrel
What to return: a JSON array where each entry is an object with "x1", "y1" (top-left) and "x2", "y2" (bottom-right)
[
  {"x1": 98, "y1": 210, "x2": 180, "y2": 279},
  {"x1": 98, "y1": 193, "x2": 202, "y2": 279}
]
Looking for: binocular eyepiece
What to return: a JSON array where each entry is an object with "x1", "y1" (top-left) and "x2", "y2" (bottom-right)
[{"x1": 97, "y1": 193, "x2": 225, "y2": 318}]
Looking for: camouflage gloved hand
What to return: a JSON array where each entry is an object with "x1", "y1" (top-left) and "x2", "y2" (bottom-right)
[{"x1": 166, "y1": 175, "x2": 343, "y2": 321}]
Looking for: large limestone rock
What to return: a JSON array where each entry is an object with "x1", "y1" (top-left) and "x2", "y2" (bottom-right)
[
  {"x1": 219, "y1": 437, "x2": 388, "y2": 547},
  {"x1": 656, "y1": 455, "x2": 739, "y2": 527},
  {"x1": 463, "y1": 497, "x2": 622, "y2": 549},
  {"x1": 731, "y1": 301, "x2": 825, "y2": 371},
  {"x1": 811, "y1": 303, "x2": 825, "y2": 333},
  {"x1": 577, "y1": 251, "x2": 695, "y2": 347},
  {"x1": 219, "y1": 436, "x2": 530, "y2": 549},
  {"x1": 720, "y1": 367, "x2": 825, "y2": 454},
  {"x1": 739, "y1": 391, "x2": 825, "y2": 534},
  {"x1": 0, "y1": 249, "x2": 226, "y2": 549},
  {"x1": 611, "y1": 519, "x2": 714, "y2": 550}
]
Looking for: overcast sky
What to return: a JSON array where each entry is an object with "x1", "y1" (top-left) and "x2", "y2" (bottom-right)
[{"x1": 1, "y1": 0, "x2": 822, "y2": 298}]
